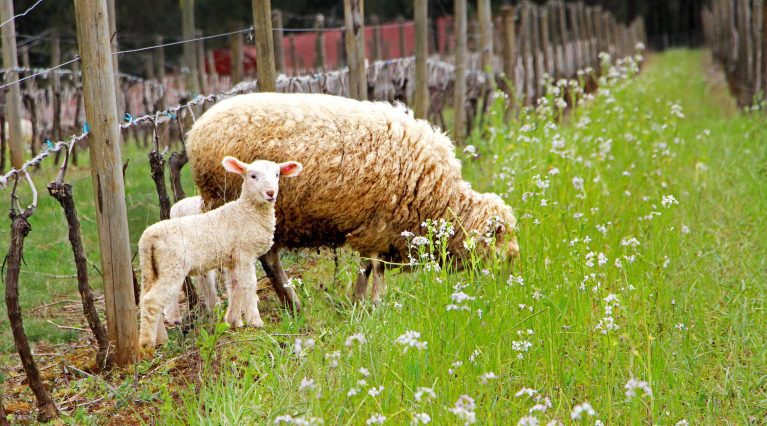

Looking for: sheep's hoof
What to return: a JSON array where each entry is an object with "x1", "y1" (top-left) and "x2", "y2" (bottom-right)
[{"x1": 371, "y1": 298, "x2": 382, "y2": 308}]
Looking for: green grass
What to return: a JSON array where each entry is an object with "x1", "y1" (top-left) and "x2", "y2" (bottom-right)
[{"x1": 3, "y1": 49, "x2": 767, "y2": 424}]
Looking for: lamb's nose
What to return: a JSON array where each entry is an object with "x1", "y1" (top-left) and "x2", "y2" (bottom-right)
[{"x1": 265, "y1": 190, "x2": 275, "y2": 198}]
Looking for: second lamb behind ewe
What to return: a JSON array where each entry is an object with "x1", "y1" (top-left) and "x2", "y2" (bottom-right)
[
  {"x1": 138, "y1": 157, "x2": 303, "y2": 349},
  {"x1": 163, "y1": 195, "x2": 220, "y2": 325}
]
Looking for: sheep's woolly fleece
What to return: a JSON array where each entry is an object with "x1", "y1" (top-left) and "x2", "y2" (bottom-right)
[{"x1": 187, "y1": 92, "x2": 518, "y2": 261}]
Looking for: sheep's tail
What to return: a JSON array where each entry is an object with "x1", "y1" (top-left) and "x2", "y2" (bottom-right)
[{"x1": 138, "y1": 236, "x2": 158, "y2": 294}]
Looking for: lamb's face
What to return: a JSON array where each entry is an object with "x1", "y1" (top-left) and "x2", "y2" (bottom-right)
[{"x1": 221, "y1": 157, "x2": 303, "y2": 204}]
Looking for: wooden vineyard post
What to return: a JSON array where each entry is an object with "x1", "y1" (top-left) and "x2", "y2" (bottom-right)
[
  {"x1": 414, "y1": 0, "x2": 429, "y2": 119},
  {"x1": 181, "y1": 0, "x2": 201, "y2": 96},
  {"x1": 344, "y1": 0, "x2": 367, "y2": 100},
  {"x1": 500, "y1": 5, "x2": 517, "y2": 95},
  {"x1": 196, "y1": 30, "x2": 209, "y2": 95},
  {"x1": 74, "y1": 0, "x2": 138, "y2": 365},
  {"x1": 273, "y1": 9, "x2": 286, "y2": 74},
  {"x1": 0, "y1": 0, "x2": 26, "y2": 169},
  {"x1": 453, "y1": 0, "x2": 467, "y2": 143},
  {"x1": 252, "y1": 0, "x2": 277, "y2": 92},
  {"x1": 155, "y1": 35, "x2": 167, "y2": 110},
  {"x1": 397, "y1": 15, "x2": 406, "y2": 56},
  {"x1": 230, "y1": 24, "x2": 244, "y2": 84},
  {"x1": 371, "y1": 14, "x2": 382, "y2": 61},
  {"x1": 106, "y1": 0, "x2": 124, "y2": 118},
  {"x1": 478, "y1": 0, "x2": 495, "y2": 79},
  {"x1": 315, "y1": 14, "x2": 327, "y2": 70},
  {"x1": 543, "y1": 7, "x2": 555, "y2": 78}
]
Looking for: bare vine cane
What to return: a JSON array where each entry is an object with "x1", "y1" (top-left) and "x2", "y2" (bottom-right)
[
  {"x1": 47, "y1": 147, "x2": 113, "y2": 371},
  {"x1": 4, "y1": 172, "x2": 59, "y2": 421},
  {"x1": 148, "y1": 118, "x2": 172, "y2": 220},
  {"x1": 169, "y1": 114, "x2": 199, "y2": 325}
]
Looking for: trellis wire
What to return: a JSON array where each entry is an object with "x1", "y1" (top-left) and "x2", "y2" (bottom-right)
[{"x1": 0, "y1": 0, "x2": 45, "y2": 29}]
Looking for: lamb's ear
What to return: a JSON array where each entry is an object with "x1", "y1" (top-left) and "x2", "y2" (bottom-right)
[
  {"x1": 279, "y1": 161, "x2": 303, "y2": 177},
  {"x1": 222, "y1": 156, "x2": 247, "y2": 175}
]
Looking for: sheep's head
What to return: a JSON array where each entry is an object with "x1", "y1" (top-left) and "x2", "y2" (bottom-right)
[
  {"x1": 222, "y1": 156, "x2": 303, "y2": 204},
  {"x1": 454, "y1": 192, "x2": 520, "y2": 262}
]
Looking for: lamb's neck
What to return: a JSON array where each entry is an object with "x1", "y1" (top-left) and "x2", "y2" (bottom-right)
[{"x1": 230, "y1": 198, "x2": 275, "y2": 221}]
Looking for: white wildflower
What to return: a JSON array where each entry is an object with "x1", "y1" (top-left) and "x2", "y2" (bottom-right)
[{"x1": 570, "y1": 402, "x2": 596, "y2": 420}]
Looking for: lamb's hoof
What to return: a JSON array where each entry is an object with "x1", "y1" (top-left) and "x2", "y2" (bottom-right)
[
  {"x1": 226, "y1": 318, "x2": 244, "y2": 329},
  {"x1": 246, "y1": 317, "x2": 265, "y2": 328},
  {"x1": 138, "y1": 345, "x2": 155, "y2": 360},
  {"x1": 371, "y1": 298, "x2": 382, "y2": 308}
]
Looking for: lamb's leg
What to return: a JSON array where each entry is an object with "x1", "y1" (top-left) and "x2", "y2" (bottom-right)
[
  {"x1": 353, "y1": 258, "x2": 374, "y2": 302},
  {"x1": 370, "y1": 260, "x2": 387, "y2": 306},
  {"x1": 223, "y1": 268, "x2": 244, "y2": 328},
  {"x1": 199, "y1": 269, "x2": 219, "y2": 312},
  {"x1": 139, "y1": 275, "x2": 181, "y2": 348},
  {"x1": 259, "y1": 247, "x2": 301, "y2": 313},
  {"x1": 240, "y1": 263, "x2": 265, "y2": 327},
  {"x1": 162, "y1": 286, "x2": 183, "y2": 325}
]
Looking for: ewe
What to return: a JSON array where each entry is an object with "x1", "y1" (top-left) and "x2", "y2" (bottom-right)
[
  {"x1": 187, "y1": 93, "x2": 519, "y2": 308},
  {"x1": 138, "y1": 157, "x2": 303, "y2": 349}
]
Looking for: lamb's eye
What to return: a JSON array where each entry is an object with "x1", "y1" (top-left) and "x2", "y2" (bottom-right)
[
  {"x1": 275, "y1": 172, "x2": 279, "y2": 178},
  {"x1": 250, "y1": 174, "x2": 257, "y2": 180}
]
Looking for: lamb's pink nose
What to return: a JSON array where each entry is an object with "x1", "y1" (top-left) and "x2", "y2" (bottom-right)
[{"x1": 265, "y1": 190, "x2": 275, "y2": 198}]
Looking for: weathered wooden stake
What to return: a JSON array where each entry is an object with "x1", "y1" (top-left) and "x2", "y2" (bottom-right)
[
  {"x1": 196, "y1": 30, "x2": 209, "y2": 95},
  {"x1": 0, "y1": 0, "x2": 26, "y2": 169},
  {"x1": 230, "y1": 24, "x2": 244, "y2": 84},
  {"x1": 181, "y1": 0, "x2": 201, "y2": 96},
  {"x1": 414, "y1": 0, "x2": 429, "y2": 118},
  {"x1": 252, "y1": 0, "x2": 277, "y2": 92},
  {"x1": 454, "y1": 0, "x2": 467, "y2": 143},
  {"x1": 74, "y1": 0, "x2": 138, "y2": 366},
  {"x1": 273, "y1": 9, "x2": 286, "y2": 74},
  {"x1": 106, "y1": 0, "x2": 124, "y2": 118},
  {"x1": 344, "y1": 0, "x2": 367, "y2": 100},
  {"x1": 315, "y1": 14, "x2": 327, "y2": 70},
  {"x1": 501, "y1": 5, "x2": 517, "y2": 89},
  {"x1": 371, "y1": 14, "x2": 382, "y2": 61}
]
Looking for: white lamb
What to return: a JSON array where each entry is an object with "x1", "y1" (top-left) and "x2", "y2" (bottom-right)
[
  {"x1": 162, "y1": 195, "x2": 220, "y2": 325},
  {"x1": 138, "y1": 156, "x2": 303, "y2": 349}
]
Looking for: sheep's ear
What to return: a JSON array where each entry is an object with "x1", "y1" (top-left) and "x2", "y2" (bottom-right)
[
  {"x1": 279, "y1": 161, "x2": 303, "y2": 177},
  {"x1": 222, "y1": 156, "x2": 247, "y2": 175}
]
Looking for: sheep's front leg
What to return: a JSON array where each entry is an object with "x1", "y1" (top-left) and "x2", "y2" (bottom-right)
[
  {"x1": 353, "y1": 258, "x2": 374, "y2": 302},
  {"x1": 259, "y1": 247, "x2": 301, "y2": 313},
  {"x1": 370, "y1": 260, "x2": 386, "y2": 306}
]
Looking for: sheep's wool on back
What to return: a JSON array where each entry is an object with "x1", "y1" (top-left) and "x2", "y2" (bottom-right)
[{"x1": 187, "y1": 93, "x2": 517, "y2": 261}]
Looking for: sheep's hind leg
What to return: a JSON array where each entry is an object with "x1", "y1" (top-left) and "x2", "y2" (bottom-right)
[
  {"x1": 370, "y1": 260, "x2": 386, "y2": 306},
  {"x1": 353, "y1": 258, "x2": 373, "y2": 302},
  {"x1": 259, "y1": 247, "x2": 301, "y2": 313}
]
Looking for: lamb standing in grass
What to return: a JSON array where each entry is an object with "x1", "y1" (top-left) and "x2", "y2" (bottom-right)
[
  {"x1": 186, "y1": 93, "x2": 519, "y2": 308},
  {"x1": 162, "y1": 196, "x2": 220, "y2": 325},
  {"x1": 138, "y1": 156, "x2": 303, "y2": 349}
]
